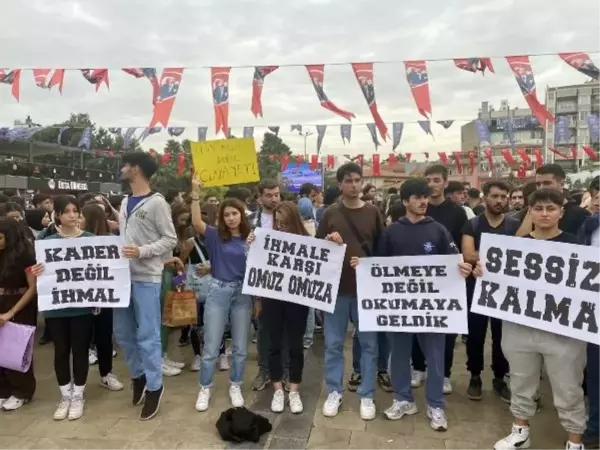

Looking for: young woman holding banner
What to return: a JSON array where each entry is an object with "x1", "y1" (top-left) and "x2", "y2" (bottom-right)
[
  {"x1": 190, "y1": 178, "x2": 252, "y2": 412},
  {"x1": 30, "y1": 196, "x2": 95, "y2": 422},
  {"x1": 247, "y1": 201, "x2": 310, "y2": 414}
]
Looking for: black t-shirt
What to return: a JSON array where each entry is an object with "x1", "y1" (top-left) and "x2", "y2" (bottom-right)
[
  {"x1": 426, "y1": 199, "x2": 468, "y2": 250},
  {"x1": 462, "y1": 215, "x2": 520, "y2": 251},
  {"x1": 0, "y1": 249, "x2": 36, "y2": 290},
  {"x1": 522, "y1": 231, "x2": 578, "y2": 244},
  {"x1": 560, "y1": 202, "x2": 590, "y2": 236}
]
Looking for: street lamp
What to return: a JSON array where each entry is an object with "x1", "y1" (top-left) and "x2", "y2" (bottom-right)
[{"x1": 301, "y1": 131, "x2": 314, "y2": 159}]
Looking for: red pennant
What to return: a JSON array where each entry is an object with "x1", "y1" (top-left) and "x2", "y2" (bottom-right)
[
  {"x1": 438, "y1": 152, "x2": 448, "y2": 165},
  {"x1": 559, "y1": 53, "x2": 599, "y2": 80},
  {"x1": 281, "y1": 155, "x2": 290, "y2": 171},
  {"x1": 161, "y1": 152, "x2": 171, "y2": 165},
  {"x1": 404, "y1": 153, "x2": 412, "y2": 163},
  {"x1": 149, "y1": 68, "x2": 184, "y2": 128},
  {"x1": 372, "y1": 154, "x2": 381, "y2": 176},
  {"x1": 326, "y1": 154, "x2": 335, "y2": 168},
  {"x1": 388, "y1": 153, "x2": 397, "y2": 166},
  {"x1": 516, "y1": 148, "x2": 531, "y2": 168},
  {"x1": 351, "y1": 63, "x2": 388, "y2": 141},
  {"x1": 533, "y1": 148, "x2": 544, "y2": 167},
  {"x1": 517, "y1": 163, "x2": 527, "y2": 179},
  {"x1": 453, "y1": 57, "x2": 495, "y2": 74},
  {"x1": 33, "y1": 69, "x2": 65, "y2": 93},
  {"x1": 500, "y1": 149, "x2": 516, "y2": 165},
  {"x1": 251, "y1": 66, "x2": 278, "y2": 118},
  {"x1": 177, "y1": 153, "x2": 186, "y2": 176},
  {"x1": 310, "y1": 154, "x2": 319, "y2": 170},
  {"x1": 211, "y1": 67, "x2": 230, "y2": 135},
  {"x1": 468, "y1": 151, "x2": 477, "y2": 175},
  {"x1": 33, "y1": 69, "x2": 51, "y2": 88},
  {"x1": 505, "y1": 56, "x2": 554, "y2": 129},
  {"x1": 452, "y1": 152, "x2": 463, "y2": 175},
  {"x1": 549, "y1": 147, "x2": 571, "y2": 159},
  {"x1": 404, "y1": 60, "x2": 431, "y2": 118},
  {"x1": 484, "y1": 148, "x2": 494, "y2": 172},
  {"x1": 583, "y1": 145, "x2": 599, "y2": 161},
  {"x1": 49, "y1": 69, "x2": 65, "y2": 93},
  {"x1": 571, "y1": 147, "x2": 578, "y2": 159},
  {"x1": 81, "y1": 69, "x2": 109, "y2": 92},
  {"x1": 356, "y1": 155, "x2": 364, "y2": 167},
  {"x1": 306, "y1": 64, "x2": 355, "y2": 121},
  {"x1": 0, "y1": 69, "x2": 21, "y2": 101}
]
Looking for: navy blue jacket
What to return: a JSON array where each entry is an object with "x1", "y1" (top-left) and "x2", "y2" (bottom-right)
[
  {"x1": 577, "y1": 212, "x2": 599, "y2": 245},
  {"x1": 378, "y1": 216, "x2": 459, "y2": 257}
]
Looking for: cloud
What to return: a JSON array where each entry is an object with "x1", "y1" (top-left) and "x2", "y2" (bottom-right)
[{"x1": 0, "y1": 0, "x2": 598, "y2": 158}]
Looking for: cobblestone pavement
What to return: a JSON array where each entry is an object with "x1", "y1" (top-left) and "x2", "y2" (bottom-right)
[{"x1": 0, "y1": 330, "x2": 565, "y2": 449}]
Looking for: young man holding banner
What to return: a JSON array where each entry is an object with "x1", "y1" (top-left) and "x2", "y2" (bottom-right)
[
  {"x1": 493, "y1": 189, "x2": 587, "y2": 450},
  {"x1": 353, "y1": 178, "x2": 473, "y2": 432}
]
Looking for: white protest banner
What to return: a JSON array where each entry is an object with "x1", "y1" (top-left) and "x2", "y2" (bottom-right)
[
  {"x1": 242, "y1": 228, "x2": 346, "y2": 313},
  {"x1": 472, "y1": 233, "x2": 599, "y2": 344},
  {"x1": 356, "y1": 254, "x2": 468, "y2": 333},
  {"x1": 35, "y1": 236, "x2": 131, "y2": 312}
]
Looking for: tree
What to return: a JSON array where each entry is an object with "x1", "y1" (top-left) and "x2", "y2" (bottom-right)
[{"x1": 258, "y1": 132, "x2": 291, "y2": 181}]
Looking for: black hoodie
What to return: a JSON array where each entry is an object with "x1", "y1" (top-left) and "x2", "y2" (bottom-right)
[{"x1": 378, "y1": 216, "x2": 459, "y2": 257}]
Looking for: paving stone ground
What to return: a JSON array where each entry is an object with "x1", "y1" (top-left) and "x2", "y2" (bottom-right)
[{"x1": 0, "y1": 328, "x2": 566, "y2": 449}]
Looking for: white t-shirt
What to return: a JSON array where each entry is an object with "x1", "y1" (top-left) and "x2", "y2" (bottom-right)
[{"x1": 463, "y1": 205, "x2": 476, "y2": 219}]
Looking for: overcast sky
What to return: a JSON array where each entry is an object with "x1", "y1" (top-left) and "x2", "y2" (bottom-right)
[{"x1": 1, "y1": 0, "x2": 599, "y2": 159}]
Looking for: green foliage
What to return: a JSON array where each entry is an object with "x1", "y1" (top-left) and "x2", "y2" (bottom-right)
[{"x1": 258, "y1": 132, "x2": 291, "y2": 181}]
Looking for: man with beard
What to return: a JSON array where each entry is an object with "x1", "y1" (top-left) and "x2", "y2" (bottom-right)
[
  {"x1": 509, "y1": 186, "x2": 524, "y2": 212},
  {"x1": 461, "y1": 181, "x2": 517, "y2": 403}
]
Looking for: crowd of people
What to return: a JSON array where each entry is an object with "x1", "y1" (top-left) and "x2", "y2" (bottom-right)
[{"x1": 0, "y1": 151, "x2": 598, "y2": 450}]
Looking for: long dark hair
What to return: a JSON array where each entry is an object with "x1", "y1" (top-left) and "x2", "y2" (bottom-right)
[
  {"x1": 217, "y1": 198, "x2": 250, "y2": 241},
  {"x1": 274, "y1": 202, "x2": 309, "y2": 236},
  {"x1": 0, "y1": 218, "x2": 34, "y2": 284},
  {"x1": 171, "y1": 202, "x2": 191, "y2": 240},
  {"x1": 82, "y1": 204, "x2": 110, "y2": 236},
  {"x1": 53, "y1": 195, "x2": 80, "y2": 226}
]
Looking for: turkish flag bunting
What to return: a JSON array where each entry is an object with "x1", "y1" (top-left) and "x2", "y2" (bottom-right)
[
  {"x1": 483, "y1": 149, "x2": 494, "y2": 171},
  {"x1": 326, "y1": 154, "x2": 335, "y2": 168},
  {"x1": 404, "y1": 153, "x2": 412, "y2": 163},
  {"x1": 516, "y1": 148, "x2": 531, "y2": 168},
  {"x1": 438, "y1": 152, "x2": 448, "y2": 165},
  {"x1": 452, "y1": 152, "x2": 463, "y2": 174},
  {"x1": 533, "y1": 148, "x2": 544, "y2": 167},
  {"x1": 549, "y1": 147, "x2": 571, "y2": 159},
  {"x1": 281, "y1": 155, "x2": 289, "y2": 171},
  {"x1": 583, "y1": 145, "x2": 599, "y2": 160},
  {"x1": 388, "y1": 153, "x2": 397, "y2": 166},
  {"x1": 161, "y1": 152, "x2": 171, "y2": 165},
  {"x1": 500, "y1": 149, "x2": 516, "y2": 165},
  {"x1": 251, "y1": 66, "x2": 278, "y2": 117},
  {"x1": 177, "y1": 153, "x2": 186, "y2": 176},
  {"x1": 468, "y1": 151, "x2": 476, "y2": 175},
  {"x1": 372, "y1": 154, "x2": 381, "y2": 176},
  {"x1": 356, "y1": 155, "x2": 364, "y2": 167},
  {"x1": 517, "y1": 163, "x2": 527, "y2": 178},
  {"x1": 310, "y1": 155, "x2": 319, "y2": 170},
  {"x1": 571, "y1": 147, "x2": 578, "y2": 159},
  {"x1": 295, "y1": 155, "x2": 304, "y2": 164}
]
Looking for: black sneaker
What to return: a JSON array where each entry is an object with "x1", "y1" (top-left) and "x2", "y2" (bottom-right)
[
  {"x1": 377, "y1": 371, "x2": 393, "y2": 392},
  {"x1": 251, "y1": 371, "x2": 270, "y2": 391},
  {"x1": 132, "y1": 375, "x2": 147, "y2": 406},
  {"x1": 140, "y1": 386, "x2": 164, "y2": 421},
  {"x1": 467, "y1": 375, "x2": 482, "y2": 401},
  {"x1": 492, "y1": 378, "x2": 511, "y2": 404},
  {"x1": 347, "y1": 372, "x2": 361, "y2": 392}
]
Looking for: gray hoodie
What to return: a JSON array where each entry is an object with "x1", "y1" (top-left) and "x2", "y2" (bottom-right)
[{"x1": 119, "y1": 192, "x2": 177, "y2": 283}]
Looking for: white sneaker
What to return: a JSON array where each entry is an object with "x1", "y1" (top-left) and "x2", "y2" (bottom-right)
[
  {"x1": 229, "y1": 385, "x2": 244, "y2": 408},
  {"x1": 271, "y1": 389, "x2": 285, "y2": 413},
  {"x1": 0, "y1": 398, "x2": 7, "y2": 409},
  {"x1": 322, "y1": 391, "x2": 343, "y2": 417},
  {"x1": 190, "y1": 355, "x2": 201, "y2": 372},
  {"x1": 411, "y1": 369, "x2": 426, "y2": 388},
  {"x1": 164, "y1": 355, "x2": 185, "y2": 369},
  {"x1": 384, "y1": 399, "x2": 418, "y2": 420},
  {"x1": 88, "y1": 349, "x2": 98, "y2": 366},
  {"x1": 426, "y1": 405, "x2": 448, "y2": 431},
  {"x1": 162, "y1": 363, "x2": 182, "y2": 377},
  {"x1": 1, "y1": 396, "x2": 25, "y2": 411},
  {"x1": 195, "y1": 387, "x2": 211, "y2": 412},
  {"x1": 218, "y1": 354, "x2": 230, "y2": 371},
  {"x1": 112, "y1": 350, "x2": 117, "y2": 358},
  {"x1": 493, "y1": 425, "x2": 531, "y2": 449},
  {"x1": 443, "y1": 377, "x2": 453, "y2": 394},
  {"x1": 289, "y1": 391, "x2": 303, "y2": 414},
  {"x1": 566, "y1": 442, "x2": 584, "y2": 450},
  {"x1": 100, "y1": 373, "x2": 124, "y2": 391},
  {"x1": 53, "y1": 397, "x2": 71, "y2": 421},
  {"x1": 68, "y1": 395, "x2": 84, "y2": 421},
  {"x1": 360, "y1": 398, "x2": 376, "y2": 421}
]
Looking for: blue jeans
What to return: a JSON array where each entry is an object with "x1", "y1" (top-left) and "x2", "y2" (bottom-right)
[
  {"x1": 304, "y1": 308, "x2": 315, "y2": 347},
  {"x1": 200, "y1": 279, "x2": 251, "y2": 387},
  {"x1": 586, "y1": 344, "x2": 599, "y2": 439},
  {"x1": 390, "y1": 332, "x2": 445, "y2": 409},
  {"x1": 113, "y1": 281, "x2": 163, "y2": 392},
  {"x1": 353, "y1": 331, "x2": 390, "y2": 374},
  {"x1": 324, "y1": 295, "x2": 378, "y2": 399}
]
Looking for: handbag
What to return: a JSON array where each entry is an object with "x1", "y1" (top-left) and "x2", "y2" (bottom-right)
[
  {"x1": 0, "y1": 322, "x2": 35, "y2": 372},
  {"x1": 162, "y1": 289, "x2": 198, "y2": 327},
  {"x1": 186, "y1": 238, "x2": 213, "y2": 303}
]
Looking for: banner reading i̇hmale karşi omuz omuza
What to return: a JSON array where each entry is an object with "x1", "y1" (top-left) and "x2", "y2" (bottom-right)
[
  {"x1": 35, "y1": 236, "x2": 131, "y2": 312},
  {"x1": 242, "y1": 228, "x2": 346, "y2": 313},
  {"x1": 472, "y1": 234, "x2": 599, "y2": 344},
  {"x1": 356, "y1": 254, "x2": 468, "y2": 333}
]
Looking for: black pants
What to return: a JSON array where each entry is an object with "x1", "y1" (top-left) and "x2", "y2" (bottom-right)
[
  {"x1": 465, "y1": 277, "x2": 508, "y2": 378},
  {"x1": 191, "y1": 303, "x2": 225, "y2": 357},
  {"x1": 412, "y1": 333, "x2": 456, "y2": 377},
  {"x1": 47, "y1": 315, "x2": 94, "y2": 386},
  {"x1": 262, "y1": 298, "x2": 308, "y2": 384},
  {"x1": 92, "y1": 309, "x2": 114, "y2": 378}
]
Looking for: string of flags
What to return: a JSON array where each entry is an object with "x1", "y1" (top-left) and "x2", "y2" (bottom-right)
[{"x1": 1, "y1": 52, "x2": 598, "y2": 138}]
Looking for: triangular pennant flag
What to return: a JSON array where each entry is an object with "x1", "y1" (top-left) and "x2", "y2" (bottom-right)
[
  {"x1": 351, "y1": 62, "x2": 388, "y2": 140},
  {"x1": 268, "y1": 126, "x2": 280, "y2": 136},
  {"x1": 161, "y1": 152, "x2": 171, "y2": 165},
  {"x1": 372, "y1": 154, "x2": 381, "y2": 176},
  {"x1": 483, "y1": 148, "x2": 494, "y2": 172},
  {"x1": 501, "y1": 148, "x2": 516, "y2": 165},
  {"x1": 438, "y1": 152, "x2": 448, "y2": 165},
  {"x1": 149, "y1": 68, "x2": 184, "y2": 128},
  {"x1": 281, "y1": 155, "x2": 290, "y2": 171},
  {"x1": 167, "y1": 127, "x2": 185, "y2": 137},
  {"x1": 533, "y1": 148, "x2": 544, "y2": 167},
  {"x1": 316, "y1": 125, "x2": 327, "y2": 154},
  {"x1": 140, "y1": 127, "x2": 162, "y2": 142},
  {"x1": 452, "y1": 152, "x2": 463, "y2": 175},
  {"x1": 549, "y1": 147, "x2": 571, "y2": 160},
  {"x1": 211, "y1": 67, "x2": 230, "y2": 135},
  {"x1": 57, "y1": 126, "x2": 69, "y2": 145},
  {"x1": 468, "y1": 151, "x2": 477, "y2": 175},
  {"x1": 6, "y1": 127, "x2": 41, "y2": 142},
  {"x1": 583, "y1": 145, "x2": 599, "y2": 161},
  {"x1": 392, "y1": 122, "x2": 404, "y2": 151},
  {"x1": 366, "y1": 123, "x2": 380, "y2": 149},
  {"x1": 197, "y1": 127, "x2": 208, "y2": 142},
  {"x1": 306, "y1": 64, "x2": 355, "y2": 121},
  {"x1": 177, "y1": 153, "x2": 186, "y2": 175},
  {"x1": 108, "y1": 127, "x2": 121, "y2": 135},
  {"x1": 122, "y1": 68, "x2": 160, "y2": 104},
  {"x1": 251, "y1": 66, "x2": 278, "y2": 117},
  {"x1": 417, "y1": 120, "x2": 433, "y2": 137},
  {"x1": 310, "y1": 155, "x2": 319, "y2": 170},
  {"x1": 123, "y1": 127, "x2": 137, "y2": 148},
  {"x1": 33, "y1": 69, "x2": 51, "y2": 88},
  {"x1": 388, "y1": 153, "x2": 397, "y2": 166},
  {"x1": 404, "y1": 60, "x2": 431, "y2": 118},
  {"x1": 453, "y1": 57, "x2": 495, "y2": 74},
  {"x1": 326, "y1": 154, "x2": 335, "y2": 168},
  {"x1": 0, "y1": 69, "x2": 21, "y2": 101},
  {"x1": 48, "y1": 69, "x2": 65, "y2": 93},
  {"x1": 243, "y1": 126, "x2": 254, "y2": 138},
  {"x1": 340, "y1": 124, "x2": 352, "y2": 144},
  {"x1": 436, "y1": 120, "x2": 454, "y2": 129},
  {"x1": 291, "y1": 124, "x2": 302, "y2": 135},
  {"x1": 77, "y1": 128, "x2": 92, "y2": 150},
  {"x1": 559, "y1": 53, "x2": 599, "y2": 80},
  {"x1": 81, "y1": 69, "x2": 109, "y2": 92}
]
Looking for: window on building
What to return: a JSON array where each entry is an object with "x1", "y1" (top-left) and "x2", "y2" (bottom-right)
[
  {"x1": 579, "y1": 95, "x2": 591, "y2": 105},
  {"x1": 580, "y1": 111, "x2": 589, "y2": 121}
]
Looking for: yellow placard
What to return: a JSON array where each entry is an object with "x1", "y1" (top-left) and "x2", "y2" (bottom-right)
[{"x1": 190, "y1": 138, "x2": 259, "y2": 187}]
